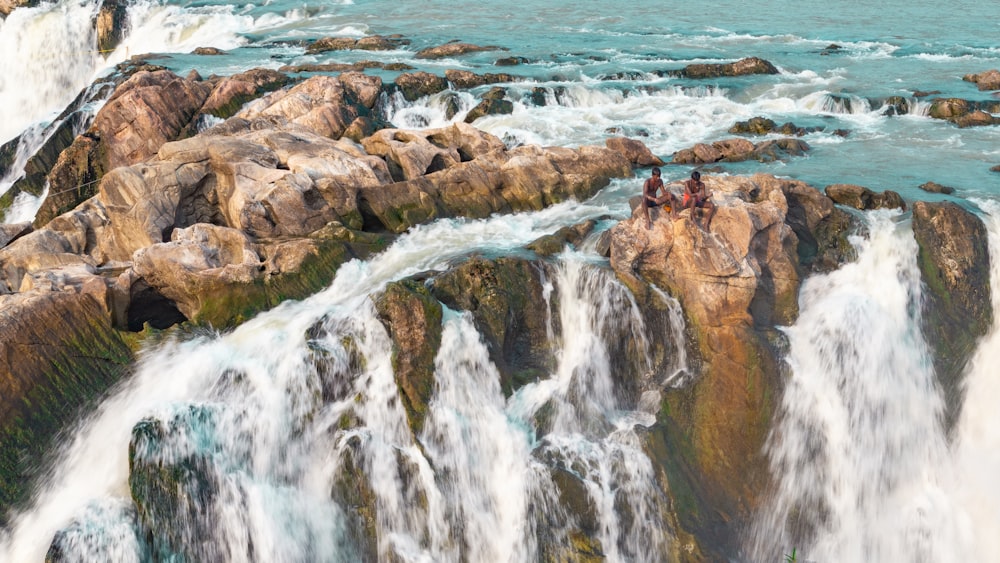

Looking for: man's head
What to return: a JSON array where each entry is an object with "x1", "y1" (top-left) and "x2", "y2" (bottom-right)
[
  {"x1": 691, "y1": 170, "x2": 701, "y2": 181},
  {"x1": 652, "y1": 167, "x2": 661, "y2": 177}
]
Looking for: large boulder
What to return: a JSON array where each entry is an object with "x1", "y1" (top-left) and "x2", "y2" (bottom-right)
[
  {"x1": 374, "y1": 279, "x2": 443, "y2": 434},
  {"x1": 92, "y1": 70, "x2": 212, "y2": 170},
  {"x1": 430, "y1": 257, "x2": 557, "y2": 395},
  {"x1": 825, "y1": 183, "x2": 906, "y2": 211},
  {"x1": 393, "y1": 71, "x2": 449, "y2": 102},
  {"x1": 911, "y1": 201, "x2": 992, "y2": 430},
  {"x1": 0, "y1": 290, "x2": 133, "y2": 518},
  {"x1": 608, "y1": 172, "x2": 799, "y2": 557},
  {"x1": 199, "y1": 68, "x2": 291, "y2": 119},
  {"x1": 235, "y1": 73, "x2": 382, "y2": 139},
  {"x1": 444, "y1": 69, "x2": 515, "y2": 89},
  {"x1": 96, "y1": 0, "x2": 129, "y2": 55},
  {"x1": 963, "y1": 69, "x2": 1000, "y2": 91},
  {"x1": 605, "y1": 137, "x2": 665, "y2": 167}
]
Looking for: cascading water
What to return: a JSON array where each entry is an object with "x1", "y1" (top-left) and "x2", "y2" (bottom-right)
[
  {"x1": 747, "y1": 211, "x2": 966, "y2": 562},
  {"x1": 0, "y1": 205, "x2": 677, "y2": 562}
]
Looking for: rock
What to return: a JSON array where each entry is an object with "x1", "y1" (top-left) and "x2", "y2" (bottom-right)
[
  {"x1": 0, "y1": 0, "x2": 34, "y2": 17},
  {"x1": 953, "y1": 110, "x2": 1000, "y2": 128},
  {"x1": 430, "y1": 257, "x2": 556, "y2": 395},
  {"x1": 992, "y1": 165, "x2": 1000, "y2": 173},
  {"x1": 394, "y1": 71, "x2": 449, "y2": 102},
  {"x1": 374, "y1": 279, "x2": 443, "y2": 434},
  {"x1": 495, "y1": 56, "x2": 529, "y2": 66},
  {"x1": 444, "y1": 69, "x2": 515, "y2": 89},
  {"x1": 96, "y1": 0, "x2": 129, "y2": 55},
  {"x1": 678, "y1": 56, "x2": 779, "y2": 79},
  {"x1": 918, "y1": 181, "x2": 956, "y2": 195},
  {"x1": 130, "y1": 223, "x2": 263, "y2": 322},
  {"x1": 306, "y1": 36, "x2": 357, "y2": 53},
  {"x1": 92, "y1": 70, "x2": 212, "y2": 170},
  {"x1": 128, "y1": 407, "x2": 228, "y2": 561},
  {"x1": 0, "y1": 222, "x2": 31, "y2": 249},
  {"x1": 824, "y1": 183, "x2": 906, "y2": 211},
  {"x1": 777, "y1": 177, "x2": 857, "y2": 273},
  {"x1": 0, "y1": 290, "x2": 133, "y2": 517},
  {"x1": 729, "y1": 116, "x2": 776, "y2": 135},
  {"x1": 234, "y1": 74, "x2": 382, "y2": 139},
  {"x1": 414, "y1": 41, "x2": 505, "y2": 59},
  {"x1": 672, "y1": 137, "x2": 809, "y2": 164},
  {"x1": 929, "y1": 98, "x2": 970, "y2": 120},
  {"x1": 605, "y1": 137, "x2": 664, "y2": 167},
  {"x1": 526, "y1": 220, "x2": 597, "y2": 256},
  {"x1": 192, "y1": 46, "x2": 225, "y2": 55},
  {"x1": 199, "y1": 68, "x2": 291, "y2": 119},
  {"x1": 306, "y1": 34, "x2": 408, "y2": 54},
  {"x1": 464, "y1": 96, "x2": 514, "y2": 123},
  {"x1": 608, "y1": 173, "x2": 798, "y2": 555},
  {"x1": 912, "y1": 201, "x2": 992, "y2": 431},
  {"x1": 963, "y1": 69, "x2": 1000, "y2": 91}
]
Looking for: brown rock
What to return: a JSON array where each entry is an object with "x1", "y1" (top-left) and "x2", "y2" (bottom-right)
[
  {"x1": 92, "y1": 70, "x2": 212, "y2": 170},
  {"x1": 444, "y1": 69, "x2": 515, "y2": 89},
  {"x1": 608, "y1": 172, "x2": 796, "y2": 555},
  {"x1": 679, "y1": 56, "x2": 779, "y2": 79},
  {"x1": 824, "y1": 183, "x2": 905, "y2": 211},
  {"x1": 918, "y1": 181, "x2": 956, "y2": 194},
  {"x1": 605, "y1": 137, "x2": 665, "y2": 167},
  {"x1": 963, "y1": 69, "x2": 1000, "y2": 91},
  {"x1": 192, "y1": 47, "x2": 226, "y2": 56},
  {"x1": 953, "y1": 110, "x2": 999, "y2": 128},
  {"x1": 236, "y1": 74, "x2": 373, "y2": 139},
  {"x1": 374, "y1": 279, "x2": 443, "y2": 434},
  {"x1": 96, "y1": 0, "x2": 128, "y2": 55},
  {"x1": 306, "y1": 36, "x2": 358, "y2": 53},
  {"x1": 415, "y1": 41, "x2": 505, "y2": 60},
  {"x1": 394, "y1": 71, "x2": 449, "y2": 102},
  {"x1": 912, "y1": 201, "x2": 992, "y2": 430},
  {"x1": 929, "y1": 98, "x2": 970, "y2": 119},
  {"x1": 200, "y1": 68, "x2": 290, "y2": 119}
]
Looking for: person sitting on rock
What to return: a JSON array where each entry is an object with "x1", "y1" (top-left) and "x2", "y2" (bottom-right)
[
  {"x1": 642, "y1": 167, "x2": 678, "y2": 229},
  {"x1": 681, "y1": 170, "x2": 716, "y2": 231}
]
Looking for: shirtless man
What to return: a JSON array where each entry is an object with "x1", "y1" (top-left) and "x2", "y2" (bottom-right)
[
  {"x1": 681, "y1": 170, "x2": 716, "y2": 231},
  {"x1": 642, "y1": 167, "x2": 678, "y2": 229}
]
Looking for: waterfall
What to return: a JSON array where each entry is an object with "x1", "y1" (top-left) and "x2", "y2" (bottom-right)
[
  {"x1": 747, "y1": 211, "x2": 966, "y2": 561},
  {"x1": 0, "y1": 207, "x2": 675, "y2": 562},
  {"x1": 948, "y1": 199, "x2": 1000, "y2": 559},
  {"x1": 0, "y1": 0, "x2": 101, "y2": 145}
]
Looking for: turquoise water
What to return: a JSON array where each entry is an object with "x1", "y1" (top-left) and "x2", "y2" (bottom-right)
[{"x1": 3, "y1": 0, "x2": 1000, "y2": 207}]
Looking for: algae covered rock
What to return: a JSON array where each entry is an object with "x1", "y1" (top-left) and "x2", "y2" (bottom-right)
[
  {"x1": 430, "y1": 256, "x2": 556, "y2": 395},
  {"x1": 374, "y1": 278, "x2": 443, "y2": 434},
  {"x1": 911, "y1": 201, "x2": 992, "y2": 429}
]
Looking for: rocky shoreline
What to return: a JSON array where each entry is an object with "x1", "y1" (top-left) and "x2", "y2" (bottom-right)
[{"x1": 1, "y1": 37, "x2": 997, "y2": 560}]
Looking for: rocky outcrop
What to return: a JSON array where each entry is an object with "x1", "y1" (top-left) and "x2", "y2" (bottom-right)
[
  {"x1": 911, "y1": 201, "x2": 992, "y2": 430},
  {"x1": 608, "y1": 173, "x2": 806, "y2": 556},
  {"x1": 415, "y1": 41, "x2": 505, "y2": 59},
  {"x1": 358, "y1": 142, "x2": 630, "y2": 233},
  {"x1": 928, "y1": 97, "x2": 1000, "y2": 127},
  {"x1": 963, "y1": 69, "x2": 1000, "y2": 91},
  {"x1": 430, "y1": 257, "x2": 557, "y2": 395},
  {"x1": 463, "y1": 87, "x2": 514, "y2": 122},
  {"x1": 306, "y1": 34, "x2": 410, "y2": 54},
  {"x1": 96, "y1": 0, "x2": 129, "y2": 55},
  {"x1": 605, "y1": 137, "x2": 665, "y2": 167},
  {"x1": 825, "y1": 183, "x2": 906, "y2": 211},
  {"x1": 444, "y1": 69, "x2": 515, "y2": 89},
  {"x1": 728, "y1": 116, "x2": 822, "y2": 137},
  {"x1": 671, "y1": 137, "x2": 809, "y2": 164},
  {"x1": 374, "y1": 279, "x2": 443, "y2": 434},
  {"x1": 676, "y1": 57, "x2": 779, "y2": 79},
  {"x1": 394, "y1": 71, "x2": 449, "y2": 101},
  {"x1": 199, "y1": 68, "x2": 291, "y2": 119}
]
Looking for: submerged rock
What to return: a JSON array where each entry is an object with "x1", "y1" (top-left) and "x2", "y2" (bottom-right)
[
  {"x1": 415, "y1": 41, "x2": 506, "y2": 59},
  {"x1": 918, "y1": 181, "x2": 956, "y2": 195}
]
